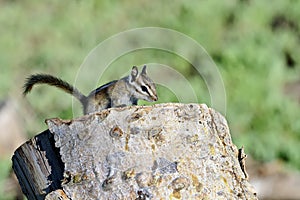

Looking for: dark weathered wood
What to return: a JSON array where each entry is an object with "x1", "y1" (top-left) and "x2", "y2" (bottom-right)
[
  {"x1": 12, "y1": 130, "x2": 64, "y2": 200},
  {"x1": 12, "y1": 103, "x2": 258, "y2": 199}
]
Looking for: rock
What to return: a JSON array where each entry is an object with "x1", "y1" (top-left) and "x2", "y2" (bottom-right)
[{"x1": 12, "y1": 103, "x2": 257, "y2": 199}]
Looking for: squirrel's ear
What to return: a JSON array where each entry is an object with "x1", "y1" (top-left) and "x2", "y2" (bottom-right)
[
  {"x1": 130, "y1": 66, "x2": 138, "y2": 82},
  {"x1": 141, "y1": 65, "x2": 147, "y2": 75}
]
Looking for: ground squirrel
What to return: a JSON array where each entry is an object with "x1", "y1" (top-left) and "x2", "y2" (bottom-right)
[{"x1": 23, "y1": 65, "x2": 158, "y2": 114}]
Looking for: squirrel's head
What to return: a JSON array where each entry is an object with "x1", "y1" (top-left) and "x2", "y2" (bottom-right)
[{"x1": 129, "y1": 65, "x2": 158, "y2": 102}]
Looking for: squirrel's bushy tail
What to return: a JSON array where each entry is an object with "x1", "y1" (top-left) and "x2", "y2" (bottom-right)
[{"x1": 23, "y1": 74, "x2": 87, "y2": 105}]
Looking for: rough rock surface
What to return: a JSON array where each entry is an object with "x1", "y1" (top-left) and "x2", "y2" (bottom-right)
[{"x1": 45, "y1": 103, "x2": 257, "y2": 199}]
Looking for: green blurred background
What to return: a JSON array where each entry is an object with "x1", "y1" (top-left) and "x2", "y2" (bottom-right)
[{"x1": 1, "y1": 0, "x2": 300, "y2": 199}]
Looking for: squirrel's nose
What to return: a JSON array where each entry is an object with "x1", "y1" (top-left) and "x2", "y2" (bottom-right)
[{"x1": 152, "y1": 95, "x2": 158, "y2": 101}]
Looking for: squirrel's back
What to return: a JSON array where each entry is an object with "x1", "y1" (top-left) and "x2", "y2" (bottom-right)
[{"x1": 84, "y1": 80, "x2": 118, "y2": 114}]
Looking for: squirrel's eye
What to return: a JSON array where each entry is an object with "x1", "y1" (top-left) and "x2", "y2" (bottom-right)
[{"x1": 141, "y1": 86, "x2": 148, "y2": 92}]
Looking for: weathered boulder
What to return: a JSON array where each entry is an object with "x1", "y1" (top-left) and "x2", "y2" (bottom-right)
[{"x1": 12, "y1": 103, "x2": 257, "y2": 199}]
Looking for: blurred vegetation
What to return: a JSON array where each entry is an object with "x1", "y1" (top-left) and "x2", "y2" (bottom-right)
[{"x1": 1, "y1": 0, "x2": 300, "y2": 198}]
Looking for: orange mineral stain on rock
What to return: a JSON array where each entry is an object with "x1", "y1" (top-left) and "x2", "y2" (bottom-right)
[
  {"x1": 192, "y1": 174, "x2": 203, "y2": 192},
  {"x1": 125, "y1": 133, "x2": 130, "y2": 151}
]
